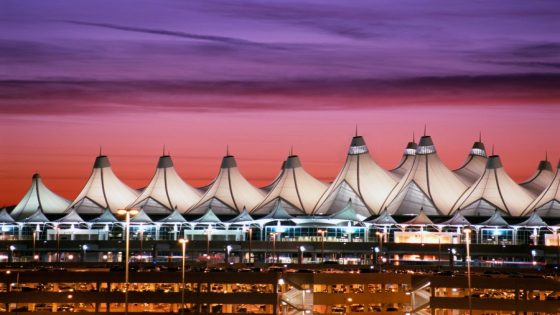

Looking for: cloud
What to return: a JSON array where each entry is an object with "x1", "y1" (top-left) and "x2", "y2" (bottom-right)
[
  {"x1": 0, "y1": 73, "x2": 558, "y2": 116},
  {"x1": 63, "y1": 20, "x2": 278, "y2": 49}
]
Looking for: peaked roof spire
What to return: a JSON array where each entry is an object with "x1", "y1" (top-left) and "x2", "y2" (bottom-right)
[
  {"x1": 99, "y1": 146, "x2": 103, "y2": 156},
  {"x1": 355, "y1": 124, "x2": 358, "y2": 137},
  {"x1": 491, "y1": 144, "x2": 495, "y2": 155},
  {"x1": 412, "y1": 131, "x2": 415, "y2": 143},
  {"x1": 289, "y1": 145, "x2": 294, "y2": 156},
  {"x1": 163, "y1": 144, "x2": 166, "y2": 156},
  {"x1": 423, "y1": 124, "x2": 427, "y2": 136},
  {"x1": 226, "y1": 144, "x2": 230, "y2": 156}
]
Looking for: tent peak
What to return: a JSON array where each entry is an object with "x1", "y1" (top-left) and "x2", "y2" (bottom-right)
[
  {"x1": 349, "y1": 136, "x2": 368, "y2": 155},
  {"x1": 32, "y1": 173, "x2": 41, "y2": 179},
  {"x1": 486, "y1": 155, "x2": 503, "y2": 169},
  {"x1": 284, "y1": 155, "x2": 302, "y2": 169},
  {"x1": 157, "y1": 155, "x2": 174, "y2": 168},
  {"x1": 93, "y1": 155, "x2": 111, "y2": 168},
  {"x1": 417, "y1": 136, "x2": 436, "y2": 154},
  {"x1": 220, "y1": 155, "x2": 237, "y2": 168},
  {"x1": 537, "y1": 159, "x2": 553, "y2": 171}
]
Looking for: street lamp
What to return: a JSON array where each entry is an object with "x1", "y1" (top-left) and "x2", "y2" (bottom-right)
[
  {"x1": 32, "y1": 231, "x2": 36, "y2": 262},
  {"x1": 179, "y1": 239, "x2": 189, "y2": 315},
  {"x1": 375, "y1": 231, "x2": 384, "y2": 265},
  {"x1": 299, "y1": 246, "x2": 305, "y2": 264},
  {"x1": 463, "y1": 227, "x2": 473, "y2": 315},
  {"x1": 531, "y1": 249, "x2": 537, "y2": 266},
  {"x1": 226, "y1": 245, "x2": 232, "y2": 264},
  {"x1": 245, "y1": 228, "x2": 253, "y2": 263},
  {"x1": 82, "y1": 245, "x2": 88, "y2": 262},
  {"x1": 318, "y1": 230, "x2": 326, "y2": 263},
  {"x1": 270, "y1": 232, "x2": 277, "y2": 264},
  {"x1": 205, "y1": 227, "x2": 212, "y2": 257},
  {"x1": 117, "y1": 208, "x2": 139, "y2": 315},
  {"x1": 374, "y1": 247, "x2": 380, "y2": 266},
  {"x1": 9, "y1": 245, "x2": 15, "y2": 263}
]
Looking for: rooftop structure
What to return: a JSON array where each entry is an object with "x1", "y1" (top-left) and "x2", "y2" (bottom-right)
[
  {"x1": 520, "y1": 155, "x2": 555, "y2": 196},
  {"x1": 128, "y1": 155, "x2": 201, "y2": 214},
  {"x1": 187, "y1": 154, "x2": 264, "y2": 215},
  {"x1": 313, "y1": 135, "x2": 397, "y2": 217},
  {"x1": 10, "y1": 173, "x2": 70, "y2": 220},
  {"x1": 453, "y1": 138, "x2": 488, "y2": 185},
  {"x1": 68, "y1": 155, "x2": 139, "y2": 215},
  {"x1": 524, "y1": 160, "x2": 560, "y2": 217}
]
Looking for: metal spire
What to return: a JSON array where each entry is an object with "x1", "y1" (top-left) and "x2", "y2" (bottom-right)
[
  {"x1": 162, "y1": 145, "x2": 166, "y2": 156},
  {"x1": 355, "y1": 124, "x2": 358, "y2": 137},
  {"x1": 99, "y1": 146, "x2": 103, "y2": 156},
  {"x1": 479, "y1": 131, "x2": 482, "y2": 142},
  {"x1": 491, "y1": 144, "x2": 495, "y2": 155},
  {"x1": 226, "y1": 144, "x2": 230, "y2": 156},
  {"x1": 423, "y1": 124, "x2": 427, "y2": 136},
  {"x1": 412, "y1": 131, "x2": 415, "y2": 143},
  {"x1": 289, "y1": 145, "x2": 294, "y2": 156}
]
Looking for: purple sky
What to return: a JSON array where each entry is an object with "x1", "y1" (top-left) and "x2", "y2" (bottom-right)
[{"x1": 0, "y1": 0, "x2": 559, "y2": 205}]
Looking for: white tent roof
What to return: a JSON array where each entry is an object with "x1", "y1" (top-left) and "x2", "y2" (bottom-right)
[
  {"x1": 11, "y1": 173, "x2": 70, "y2": 219},
  {"x1": 19, "y1": 209, "x2": 50, "y2": 223},
  {"x1": 129, "y1": 155, "x2": 201, "y2": 214},
  {"x1": 129, "y1": 209, "x2": 153, "y2": 223},
  {"x1": 438, "y1": 211, "x2": 471, "y2": 226},
  {"x1": 55, "y1": 208, "x2": 85, "y2": 223},
  {"x1": 187, "y1": 155, "x2": 264, "y2": 215},
  {"x1": 252, "y1": 155, "x2": 327, "y2": 215},
  {"x1": 390, "y1": 140, "x2": 417, "y2": 180},
  {"x1": 89, "y1": 208, "x2": 119, "y2": 223},
  {"x1": 261, "y1": 161, "x2": 285, "y2": 191},
  {"x1": 382, "y1": 136, "x2": 467, "y2": 216},
  {"x1": 366, "y1": 209, "x2": 397, "y2": 225},
  {"x1": 525, "y1": 160, "x2": 560, "y2": 217},
  {"x1": 477, "y1": 210, "x2": 509, "y2": 227},
  {"x1": 227, "y1": 208, "x2": 254, "y2": 225},
  {"x1": 520, "y1": 159, "x2": 554, "y2": 197},
  {"x1": 69, "y1": 155, "x2": 139, "y2": 215},
  {"x1": 259, "y1": 201, "x2": 294, "y2": 221},
  {"x1": 454, "y1": 140, "x2": 488, "y2": 186},
  {"x1": 0, "y1": 209, "x2": 15, "y2": 223},
  {"x1": 453, "y1": 155, "x2": 534, "y2": 217},
  {"x1": 516, "y1": 211, "x2": 547, "y2": 227},
  {"x1": 313, "y1": 136, "x2": 397, "y2": 217},
  {"x1": 158, "y1": 210, "x2": 188, "y2": 223},
  {"x1": 401, "y1": 209, "x2": 434, "y2": 225},
  {"x1": 192, "y1": 208, "x2": 222, "y2": 224},
  {"x1": 328, "y1": 200, "x2": 366, "y2": 222}
]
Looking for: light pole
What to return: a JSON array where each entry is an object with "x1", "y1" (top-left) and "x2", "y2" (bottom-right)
[
  {"x1": 318, "y1": 230, "x2": 326, "y2": 263},
  {"x1": 464, "y1": 227, "x2": 472, "y2": 315},
  {"x1": 32, "y1": 231, "x2": 37, "y2": 262},
  {"x1": 56, "y1": 226, "x2": 60, "y2": 263},
  {"x1": 270, "y1": 232, "x2": 277, "y2": 264},
  {"x1": 205, "y1": 228, "x2": 212, "y2": 257},
  {"x1": 226, "y1": 245, "x2": 232, "y2": 264},
  {"x1": 117, "y1": 208, "x2": 138, "y2": 315},
  {"x1": 299, "y1": 246, "x2": 305, "y2": 264},
  {"x1": 9, "y1": 245, "x2": 15, "y2": 263},
  {"x1": 82, "y1": 244, "x2": 88, "y2": 262},
  {"x1": 179, "y1": 239, "x2": 188, "y2": 315},
  {"x1": 531, "y1": 249, "x2": 537, "y2": 267},
  {"x1": 375, "y1": 231, "x2": 383, "y2": 265},
  {"x1": 374, "y1": 247, "x2": 380, "y2": 267},
  {"x1": 247, "y1": 228, "x2": 253, "y2": 263}
]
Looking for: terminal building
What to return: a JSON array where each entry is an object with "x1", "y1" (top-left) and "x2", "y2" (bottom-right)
[{"x1": 0, "y1": 134, "x2": 559, "y2": 314}]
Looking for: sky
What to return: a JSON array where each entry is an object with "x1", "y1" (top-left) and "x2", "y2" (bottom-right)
[{"x1": 0, "y1": 0, "x2": 559, "y2": 206}]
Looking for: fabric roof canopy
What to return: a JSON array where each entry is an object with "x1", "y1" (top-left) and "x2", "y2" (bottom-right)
[
  {"x1": 55, "y1": 208, "x2": 85, "y2": 223},
  {"x1": 477, "y1": 211, "x2": 509, "y2": 227},
  {"x1": 438, "y1": 211, "x2": 471, "y2": 226},
  {"x1": 328, "y1": 200, "x2": 365, "y2": 222},
  {"x1": 19, "y1": 209, "x2": 50, "y2": 223},
  {"x1": 401, "y1": 210, "x2": 434, "y2": 225},
  {"x1": 515, "y1": 211, "x2": 547, "y2": 227},
  {"x1": 390, "y1": 140, "x2": 417, "y2": 180},
  {"x1": 0, "y1": 209, "x2": 15, "y2": 223},
  {"x1": 253, "y1": 155, "x2": 327, "y2": 215},
  {"x1": 11, "y1": 173, "x2": 70, "y2": 220},
  {"x1": 520, "y1": 159, "x2": 555, "y2": 197},
  {"x1": 192, "y1": 208, "x2": 222, "y2": 223},
  {"x1": 188, "y1": 155, "x2": 264, "y2": 215},
  {"x1": 382, "y1": 135, "x2": 467, "y2": 216},
  {"x1": 525, "y1": 160, "x2": 560, "y2": 217},
  {"x1": 129, "y1": 209, "x2": 153, "y2": 224},
  {"x1": 89, "y1": 208, "x2": 119, "y2": 223},
  {"x1": 227, "y1": 208, "x2": 254, "y2": 224},
  {"x1": 453, "y1": 155, "x2": 534, "y2": 217},
  {"x1": 313, "y1": 136, "x2": 397, "y2": 217},
  {"x1": 259, "y1": 201, "x2": 294, "y2": 221},
  {"x1": 69, "y1": 155, "x2": 139, "y2": 215},
  {"x1": 366, "y1": 209, "x2": 397, "y2": 225},
  {"x1": 454, "y1": 140, "x2": 488, "y2": 186},
  {"x1": 158, "y1": 210, "x2": 187, "y2": 223},
  {"x1": 129, "y1": 155, "x2": 201, "y2": 214}
]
